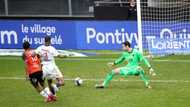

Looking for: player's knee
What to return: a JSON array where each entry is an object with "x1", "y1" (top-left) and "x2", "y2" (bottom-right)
[
  {"x1": 35, "y1": 86, "x2": 42, "y2": 93},
  {"x1": 57, "y1": 78, "x2": 64, "y2": 86},
  {"x1": 47, "y1": 79, "x2": 53, "y2": 85},
  {"x1": 109, "y1": 70, "x2": 115, "y2": 75},
  {"x1": 113, "y1": 68, "x2": 120, "y2": 74},
  {"x1": 47, "y1": 79, "x2": 52, "y2": 83},
  {"x1": 59, "y1": 80, "x2": 64, "y2": 86},
  {"x1": 137, "y1": 66, "x2": 143, "y2": 71},
  {"x1": 139, "y1": 70, "x2": 145, "y2": 76},
  {"x1": 136, "y1": 67, "x2": 144, "y2": 73}
]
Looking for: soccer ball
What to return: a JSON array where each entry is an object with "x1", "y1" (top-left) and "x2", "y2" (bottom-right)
[{"x1": 74, "y1": 77, "x2": 83, "y2": 86}]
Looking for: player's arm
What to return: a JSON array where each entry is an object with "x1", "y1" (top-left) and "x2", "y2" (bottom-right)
[
  {"x1": 24, "y1": 66, "x2": 30, "y2": 80},
  {"x1": 35, "y1": 46, "x2": 41, "y2": 54},
  {"x1": 22, "y1": 53, "x2": 30, "y2": 80},
  {"x1": 35, "y1": 47, "x2": 43, "y2": 62},
  {"x1": 52, "y1": 47, "x2": 67, "y2": 58},
  {"x1": 138, "y1": 52, "x2": 156, "y2": 76},
  {"x1": 138, "y1": 52, "x2": 151, "y2": 68},
  {"x1": 22, "y1": 52, "x2": 25, "y2": 61},
  {"x1": 108, "y1": 53, "x2": 126, "y2": 67},
  {"x1": 56, "y1": 50, "x2": 69, "y2": 58},
  {"x1": 57, "y1": 54, "x2": 67, "y2": 58}
]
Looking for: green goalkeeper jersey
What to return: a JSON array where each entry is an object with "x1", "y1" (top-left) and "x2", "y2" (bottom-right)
[{"x1": 114, "y1": 49, "x2": 151, "y2": 68}]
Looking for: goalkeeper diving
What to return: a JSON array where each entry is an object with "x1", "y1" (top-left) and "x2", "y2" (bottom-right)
[{"x1": 96, "y1": 41, "x2": 156, "y2": 89}]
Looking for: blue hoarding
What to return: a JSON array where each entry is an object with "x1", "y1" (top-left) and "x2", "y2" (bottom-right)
[
  {"x1": 0, "y1": 20, "x2": 138, "y2": 50},
  {"x1": 147, "y1": 38, "x2": 190, "y2": 55},
  {"x1": 76, "y1": 21, "x2": 138, "y2": 49},
  {"x1": 1, "y1": 20, "x2": 190, "y2": 54},
  {"x1": 143, "y1": 21, "x2": 190, "y2": 55},
  {"x1": 0, "y1": 20, "x2": 77, "y2": 49}
]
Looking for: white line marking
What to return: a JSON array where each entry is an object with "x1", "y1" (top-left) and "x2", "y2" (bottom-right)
[
  {"x1": 62, "y1": 58, "x2": 190, "y2": 62},
  {"x1": 0, "y1": 77, "x2": 189, "y2": 83},
  {"x1": 1, "y1": 57, "x2": 190, "y2": 62}
]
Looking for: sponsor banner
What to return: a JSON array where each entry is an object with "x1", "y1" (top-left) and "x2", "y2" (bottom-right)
[
  {"x1": 0, "y1": 20, "x2": 138, "y2": 50},
  {"x1": 0, "y1": 20, "x2": 76, "y2": 49},
  {"x1": 2, "y1": 20, "x2": 190, "y2": 55},
  {"x1": 144, "y1": 21, "x2": 190, "y2": 55},
  {"x1": 75, "y1": 21, "x2": 138, "y2": 49},
  {"x1": 147, "y1": 38, "x2": 190, "y2": 55}
]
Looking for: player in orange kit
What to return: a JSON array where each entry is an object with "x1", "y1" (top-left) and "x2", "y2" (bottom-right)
[{"x1": 22, "y1": 41, "x2": 55, "y2": 102}]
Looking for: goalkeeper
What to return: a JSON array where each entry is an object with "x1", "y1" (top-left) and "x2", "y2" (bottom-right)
[{"x1": 96, "y1": 41, "x2": 156, "y2": 89}]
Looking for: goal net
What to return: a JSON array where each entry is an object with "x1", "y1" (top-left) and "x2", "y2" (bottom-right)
[{"x1": 138, "y1": 0, "x2": 190, "y2": 56}]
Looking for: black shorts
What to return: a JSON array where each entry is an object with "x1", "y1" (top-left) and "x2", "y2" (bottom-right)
[{"x1": 29, "y1": 71, "x2": 44, "y2": 88}]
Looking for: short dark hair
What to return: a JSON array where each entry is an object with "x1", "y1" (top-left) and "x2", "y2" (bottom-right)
[
  {"x1": 45, "y1": 36, "x2": 51, "y2": 43},
  {"x1": 23, "y1": 41, "x2": 30, "y2": 49},
  {"x1": 122, "y1": 41, "x2": 131, "y2": 47}
]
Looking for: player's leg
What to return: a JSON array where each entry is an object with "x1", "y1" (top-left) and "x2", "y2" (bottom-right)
[
  {"x1": 96, "y1": 67, "x2": 142, "y2": 88},
  {"x1": 36, "y1": 71, "x2": 54, "y2": 99},
  {"x1": 29, "y1": 72, "x2": 53, "y2": 102},
  {"x1": 35, "y1": 72, "x2": 56, "y2": 100},
  {"x1": 29, "y1": 72, "x2": 44, "y2": 92},
  {"x1": 40, "y1": 86, "x2": 56, "y2": 102},
  {"x1": 122, "y1": 66, "x2": 151, "y2": 88},
  {"x1": 42, "y1": 64, "x2": 63, "y2": 100},
  {"x1": 96, "y1": 67, "x2": 121, "y2": 88},
  {"x1": 136, "y1": 66, "x2": 151, "y2": 88},
  {"x1": 96, "y1": 66, "x2": 136, "y2": 88},
  {"x1": 52, "y1": 65, "x2": 64, "y2": 94},
  {"x1": 42, "y1": 64, "x2": 56, "y2": 94},
  {"x1": 29, "y1": 77, "x2": 41, "y2": 92},
  {"x1": 47, "y1": 79, "x2": 56, "y2": 95},
  {"x1": 51, "y1": 77, "x2": 64, "y2": 94},
  {"x1": 36, "y1": 71, "x2": 45, "y2": 89},
  {"x1": 55, "y1": 65, "x2": 64, "y2": 86},
  {"x1": 41, "y1": 65, "x2": 57, "y2": 102}
]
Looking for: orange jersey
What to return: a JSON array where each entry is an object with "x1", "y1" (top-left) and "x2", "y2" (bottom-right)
[{"x1": 23, "y1": 49, "x2": 42, "y2": 75}]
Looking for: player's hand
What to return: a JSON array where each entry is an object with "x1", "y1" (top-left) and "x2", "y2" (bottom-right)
[
  {"x1": 149, "y1": 68, "x2": 156, "y2": 76},
  {"x1": 58, "y1": 54, "x2": 67, "y2": 58},
  {"x1": 25, "y1": 75, "x2": 30, "y2": 80},
  {"x1": 107, "y1": 62, "x2": 114, "y2": 68}
]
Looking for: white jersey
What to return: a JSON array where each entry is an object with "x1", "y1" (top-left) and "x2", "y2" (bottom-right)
[
  {"x1": 36, "y1": 45, "x2": 63, "y2": 79},
  {"x1": 35, "y1": 45, "x2": 59, "y2": 65}
]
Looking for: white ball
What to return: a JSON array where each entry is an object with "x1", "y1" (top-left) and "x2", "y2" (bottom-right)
[{"x1": 74, "y1": 77, "x2": 83, "y2": 86}]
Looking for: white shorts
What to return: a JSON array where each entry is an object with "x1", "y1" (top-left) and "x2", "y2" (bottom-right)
[{"x1": 42, "y1": 63, "x2": 63, "y2": 79}]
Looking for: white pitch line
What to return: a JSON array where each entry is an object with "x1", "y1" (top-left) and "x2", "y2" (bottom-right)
[
  {"x1": 1, "y1": 57, "x2": 190, "y2": 62},
  {"x1": 153, "y1": 59, "x2": 190, "y2": 62},
  {"x1": 0, "y1": 77, "x2": 190, "y2": 83},
  {"x1": 62, "y1": 58, "x2": 190, "y2": 63}
]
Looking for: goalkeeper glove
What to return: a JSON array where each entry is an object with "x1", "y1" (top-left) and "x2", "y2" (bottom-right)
[
  {"x1": 149, "y1": 67, "x2": 156, "y2": 76},
  {"x1": 107, "y1": 62, "x2": 114, "y2": 68}
]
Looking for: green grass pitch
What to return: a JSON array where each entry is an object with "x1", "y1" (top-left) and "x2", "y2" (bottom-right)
[{"x1": 0, "y1": 54, "x2": 190, "y2": 107}]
